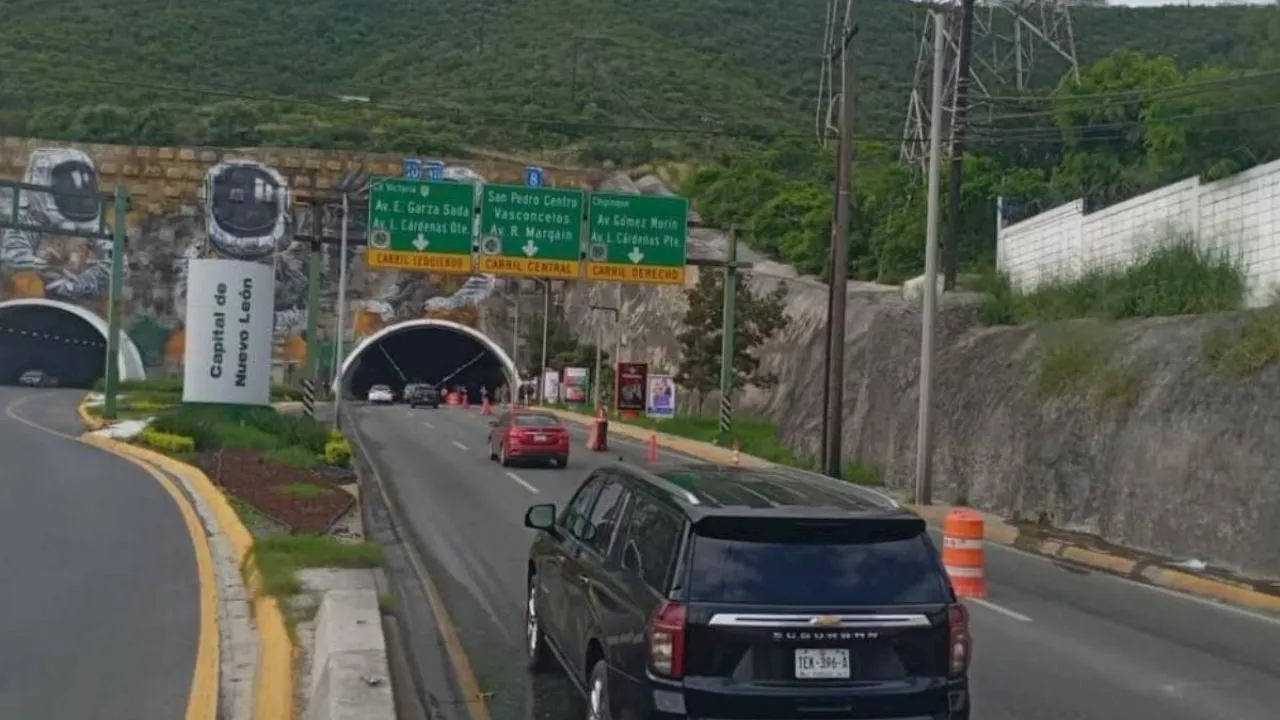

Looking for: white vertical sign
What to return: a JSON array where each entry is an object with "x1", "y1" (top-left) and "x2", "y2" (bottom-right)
[{"x1": 182, "y1": 259, "x2": 276, "y2": 406}]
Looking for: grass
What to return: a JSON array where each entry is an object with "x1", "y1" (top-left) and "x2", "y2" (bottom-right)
[
  {"x1": 1203, "y1": 301, "x2": 1280, "y2": 378},
  {"x1": 980, "y1": 237, "x2": 1247, "y2": 325},
  {"x1": 1032, "y1": 324, "x2": 1144, "y2": 414},
  {"x1": 248, "y1": 534, "x2": 384, "y2": 598},
  {"x1": 276, "y1": 482, "x2": 328, "y2": 499},
  {"x1": 548, "y1": 403, "x2": 883, "y2": 486},
  {"x1": 265, "y1": 445, "x2": 320, "y2": 470}
]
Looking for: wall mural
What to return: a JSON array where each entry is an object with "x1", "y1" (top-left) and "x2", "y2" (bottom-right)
[{"x1": 0, "y1": 145, "x2": 500, "y2": 377}]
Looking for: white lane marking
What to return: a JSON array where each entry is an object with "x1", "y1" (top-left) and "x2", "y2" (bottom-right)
[
  {"x1": 966, "y1": 597, "x2": 1032, "y2": 622},
  {"x1": 505, "y1": 471, "x2": 540, "y2": 494},
  {"x1": 983, "y1": 539, "x2": 1280, "y2": 627},
  {"x1": 422, "y1": 421, "x2": 434, "y2": 429},
  {"x1": 451, "y1": 440, "x2": 469, "y2": 451}
]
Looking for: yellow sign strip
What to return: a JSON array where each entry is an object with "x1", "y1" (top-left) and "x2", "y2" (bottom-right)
[
  {"x1": 586, "y1": 262, "x2": 686, "y2": 286},
  {"x1": 367, "y1": 250, "x2": 473, "y2": 274},
  {"x1": 477, "y1": 256, "x2": 581, "y2": 280}
]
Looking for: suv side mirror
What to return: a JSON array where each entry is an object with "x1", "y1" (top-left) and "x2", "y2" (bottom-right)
[{"x1": 524, "y1": 504, "x2": 556, "y2": 531}]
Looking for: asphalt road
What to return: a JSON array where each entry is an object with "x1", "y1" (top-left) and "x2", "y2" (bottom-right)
[
  {"x1": 0, "y1": 387, "x2": 200, "y2": 719},
  {"x1": 349, "y1": 403, "x2": 1280, "y2": 720}
]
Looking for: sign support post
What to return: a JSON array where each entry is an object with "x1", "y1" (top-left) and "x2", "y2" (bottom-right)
[
  {"x1": 332, "y1": 192, "x2": 350, "y2": 429},
  {"x1": 102, "y1": 185, "x2": 129, "y2": 420},
  {"x1": 717, "y1": 228, "x2": 738, "y2": 446}
]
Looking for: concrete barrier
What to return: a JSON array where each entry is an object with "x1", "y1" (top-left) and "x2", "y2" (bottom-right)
[{"x1": 307, "y1": 589, "x2": 395, "y2": 720}]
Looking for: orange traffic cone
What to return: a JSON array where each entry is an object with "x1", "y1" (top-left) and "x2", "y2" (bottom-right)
[
  {"x1": 587, "y1": 407, "x2": 608, "y2": 452},
  {"x1": 646, "y1": 433, "x2": 659, "y2": 465},
  {"x1": 481, "y1": 397, "x2": 493, "y2": 416},
  {"x1": 463, "y1": 392, "x2": 471, "y2": 409},
  {"x1": 732, "y1": 440, "x2": 741, "y2": 466}
]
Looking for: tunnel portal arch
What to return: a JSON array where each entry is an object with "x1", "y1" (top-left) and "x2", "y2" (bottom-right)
[
  {"x1": 334, "y1": 318, "x2": 519, "y2": 395},
  {"x1": 0, "y1": 298, "x2": 147, "y2": 382}
]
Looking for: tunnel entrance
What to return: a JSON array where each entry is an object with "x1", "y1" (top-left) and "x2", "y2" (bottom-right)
[
  {"x1": 337, "y1": 319, "x2": 518, "y2": 403},
  {"x1": 0, "y1": 299, "x2": 146, "y2": 387}
]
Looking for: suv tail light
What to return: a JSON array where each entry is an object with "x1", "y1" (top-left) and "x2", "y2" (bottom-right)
[
  {"x1": 948, "y1": 603, "x2": 971, "y2": 676},
  {"x1": 647, "y1": 601, "x2": 686, "y2": 678}
]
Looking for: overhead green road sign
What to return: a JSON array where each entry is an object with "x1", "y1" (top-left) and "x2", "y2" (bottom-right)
[
  {"x1": 478, "y1": 184, "x2": 584, "y2": 280},
  {"x1": 366, "y1": 178, "x2": 475, "y2": 275},
  {"x1": 586, "y1": 192, "x2": 688, "y2": 285}
]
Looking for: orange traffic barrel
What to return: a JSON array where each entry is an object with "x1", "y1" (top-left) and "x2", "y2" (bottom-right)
[{"x1": 942, "y1": 508, "x2": 987, "y2": 598}]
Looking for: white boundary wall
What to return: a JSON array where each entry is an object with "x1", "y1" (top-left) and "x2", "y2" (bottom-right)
[{"x1": 997, "y1": 159, "x2": 1280, "y2": 306}]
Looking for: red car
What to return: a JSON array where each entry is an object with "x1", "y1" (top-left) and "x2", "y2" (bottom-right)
[{"x1": 487, "y1": 411, "x2": 570, "y2": 468}]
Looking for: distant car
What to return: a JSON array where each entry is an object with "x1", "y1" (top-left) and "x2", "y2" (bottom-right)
[
  {"x1": 18, "y1": 369, "x2": 58, "y2": 387},
  {"x1": 488, "y1": 410, "x2": 569, "y2": 467},
  {"x1": 367, "y1": 384, "x2": 394, "y2": 404},
  {"x1": 522, "y1": 462, "x2": 972, "y2": 720},
  {"x1": 408, "y1": 384, "x2": 441, "y2": 409}
]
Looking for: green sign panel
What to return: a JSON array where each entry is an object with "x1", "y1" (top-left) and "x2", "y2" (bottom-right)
[
  {"x1": 477, "y1": 184, "x2": 584, "y2": 280},
  {"x1": 585, "y1": 193, "x2": 688, "y2": 285},
  {"x1": 366, "y1": 178, "x2": 475, "y2": 274}
]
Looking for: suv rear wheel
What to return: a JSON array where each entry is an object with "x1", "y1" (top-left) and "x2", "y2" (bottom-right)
[{"x1": 525, "y1": 576, "x2": 553, "y2": 672}]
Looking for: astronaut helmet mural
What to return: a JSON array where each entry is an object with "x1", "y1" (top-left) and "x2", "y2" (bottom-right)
[
  {"x1": 166, "y1": 159, "x2": 311, "y2": 369},
  {"x1": 0, "y1": 148, "x2": 114, "y2": 309}
]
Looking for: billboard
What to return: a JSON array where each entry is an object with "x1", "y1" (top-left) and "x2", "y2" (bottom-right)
[
  {"x1": 616, "y1": 362, "x2": 648, "y2": 414},
  {"x1": 646, "y1": 374, "x2": 676, "y2": 419},
  {"x1": 182, "y1": 259, "x2": 276, "y2": 406}
]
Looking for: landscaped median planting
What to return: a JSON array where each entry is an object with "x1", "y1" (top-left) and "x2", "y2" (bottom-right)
[
  {"x1": 82, "y1": 377, "x2": 306, "y2": 422},
  {"x1": 144, "y1": 404, "x2": 357, "y2": 533}
]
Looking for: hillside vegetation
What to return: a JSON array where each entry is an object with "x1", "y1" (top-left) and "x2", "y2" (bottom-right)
[{"x1": 0, "y1": 0, "x2": 1271, "y2": 163}]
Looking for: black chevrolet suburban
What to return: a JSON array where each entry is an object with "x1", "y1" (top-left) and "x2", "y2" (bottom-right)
[{"x1": 522, "y1": 462, "x2": 972, "y2": 720}]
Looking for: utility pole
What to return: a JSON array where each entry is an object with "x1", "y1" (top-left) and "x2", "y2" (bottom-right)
[
  {"x1": 539, "y1": 280, "x2": 550, "y2": 405},
  {"x1": 943, "y1": 0, "x2": 977, "y2": 290},
  {"x1": 717, "y1": 228, "x2": 738, "y2": 446},
  {"x1": 331, "y1": 191, "x2": 350, "y2": 429},
  {"x1": 823, "y1": 1, "x2": 858, "y2": 480},
  {"x1": 915, "y1": 10, "x2": 947, "y2": 506},
  {"x1": 102, "y1": 185, "x2": 129, "y2": 420},
  {"x1": 592, "y1": 324, "x2": 604, "y2": 410},
  {"x1": 511, "y1": 279, "x2": 521, "y2": 369},
  {"x1": 304, "y1": 199, "x2": 322, "y2": 387}
]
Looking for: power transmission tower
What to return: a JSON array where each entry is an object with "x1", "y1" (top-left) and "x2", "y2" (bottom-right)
[{"x1": 900, "y1": 0, "x2": 1081, "y2": 168}]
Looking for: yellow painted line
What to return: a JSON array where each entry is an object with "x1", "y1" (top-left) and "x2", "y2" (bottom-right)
[
  {"x1": 347, "y1": 423, "x2": 493, "y2": 720},
  {"x1": 5, "y1": 395, "x2": 218, "y2": 720},
  {"x1": 98, "y1": 439, "x2": 295, "y2": 720}
]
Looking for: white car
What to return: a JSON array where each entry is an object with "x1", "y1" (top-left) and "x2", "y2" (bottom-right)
[{"x1": 367, "y1": 385, "x2": 394, "y2": 404}]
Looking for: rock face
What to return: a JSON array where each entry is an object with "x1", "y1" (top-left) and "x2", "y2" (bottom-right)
[{"x1": 556, "y1": 172, "x2": 1280, "y2": 579}]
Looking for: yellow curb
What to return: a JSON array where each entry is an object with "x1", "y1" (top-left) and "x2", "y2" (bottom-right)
[
  {"x1": 271, "y1": 401, "x2": 305, "y2": 412},
  {"x1": 1059, "y1": 546, "x2": 1140, "y2": 575},
  {"x1": 542, "y1": 407, "x2": 771, "y2": 467},
  {"x1": 1142, "y1": 566, "x2": 1280, "y2": 614},
  {"x1": 76, "y1": 393, "x2": 107, "y2": 430},
  {"x1": 82, "y1": 435, "x2": 295, "y2": 720}
]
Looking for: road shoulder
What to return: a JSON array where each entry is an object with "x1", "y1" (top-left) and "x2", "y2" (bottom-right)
[{"x1": 546, "y1": 405, "x2": 1280, "y2": 615}]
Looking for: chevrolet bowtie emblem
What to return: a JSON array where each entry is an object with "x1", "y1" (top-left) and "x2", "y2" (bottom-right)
[{"x1": 811, "y1": 615, "x2": 840, "y2": 627}]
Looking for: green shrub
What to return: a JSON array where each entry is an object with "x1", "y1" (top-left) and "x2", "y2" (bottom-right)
[
  {"x1": 139, "y1": 427, "x2": 195, "y2": 454},
  {"x1": 981, "y1": 237, "x2": 1247, "y2": 325},
  {"x1": 324, "y1": 437, "x2": 352, "y2": 467},
  {"x1": 150, "y1": 404, "x2": 329, "y2": 452}
]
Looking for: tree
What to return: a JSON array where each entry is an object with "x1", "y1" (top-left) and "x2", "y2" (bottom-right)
[{"x1": 675, "y1": 272, "x2": 788, "y2": 413}]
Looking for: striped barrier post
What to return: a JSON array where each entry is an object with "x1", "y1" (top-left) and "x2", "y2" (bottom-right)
[{"x1": 301, "y1": 378, "x2": 316, "y2": 418}]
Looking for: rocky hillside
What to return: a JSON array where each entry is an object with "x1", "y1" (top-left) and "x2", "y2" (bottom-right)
[{"x1": 538, "y1": 172, "x2": 1280, "y2": 580}]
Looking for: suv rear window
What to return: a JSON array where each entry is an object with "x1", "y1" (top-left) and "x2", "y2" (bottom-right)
[
  {"x1": 514, "y1": 414, "x2": 560, "y2": 427},
  {"x1": 687, "y1": 526, "x2": 948, "y2": 606}
]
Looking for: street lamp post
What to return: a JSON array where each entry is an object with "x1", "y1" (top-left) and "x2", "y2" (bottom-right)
[{"x1": 589, "y1": 304, "x2": 619, "y2": 411}]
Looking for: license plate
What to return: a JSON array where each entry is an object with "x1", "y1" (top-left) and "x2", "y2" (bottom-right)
[
  {"x1": 794, "y1": 648, "x2": 850, "y2": 679},
  {"x1": 533, "y1": 434, "x2": 548, "y2": 442}
]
